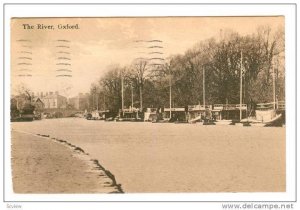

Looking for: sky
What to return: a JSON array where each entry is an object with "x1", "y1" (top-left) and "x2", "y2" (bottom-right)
[{"x1": 11, "y1": 16, "x2": 284, "y2": 97}]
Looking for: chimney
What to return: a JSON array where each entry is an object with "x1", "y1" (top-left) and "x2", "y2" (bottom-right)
[
  {"x1": 49, "y1": 92, "x2": 53, "y2": 95},
  {"x1": 55, "y1": 91, "x2": 59, "y2": 95}
]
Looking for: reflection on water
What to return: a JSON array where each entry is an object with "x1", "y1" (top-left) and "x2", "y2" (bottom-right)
[{"x1": 11, "y1": 118, "x2": 286, "y2": 193}]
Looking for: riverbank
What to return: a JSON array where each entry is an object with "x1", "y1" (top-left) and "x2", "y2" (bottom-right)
[{"x1": 11, "y1": 130, "x2": 123, "y2": 193}]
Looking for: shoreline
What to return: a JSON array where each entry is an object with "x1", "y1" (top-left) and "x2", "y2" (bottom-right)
[{"x1": 11, "y1": 129, "x2": 124, "y2": 193}]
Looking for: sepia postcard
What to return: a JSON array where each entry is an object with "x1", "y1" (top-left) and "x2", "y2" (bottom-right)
[{"x1": 9, "y1": 16, "x2": 287, "y2": 196}]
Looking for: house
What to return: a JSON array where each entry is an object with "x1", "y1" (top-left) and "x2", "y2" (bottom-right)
[
  {"x1": 32, "y1": 97, "x2": 45, "y2": 112},
  {"x1": 41, "y1": 92, "x2": 67, "y2": 109}
]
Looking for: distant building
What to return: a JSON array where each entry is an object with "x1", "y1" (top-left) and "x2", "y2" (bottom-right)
[
  {"x1": 68, "y1": 93, "x2": 89, "y2": 110},
  {"x1": 32, "y1": 97, "x2": 45, "y2": 112},
  {"x1": 41, "y1": 92, "x2": 67, "y2": 109}
]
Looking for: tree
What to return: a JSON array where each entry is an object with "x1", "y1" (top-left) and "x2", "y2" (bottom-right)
[
  {"x1": 11, "y1": 84, "x2": 35, "y2": 120},
  {"x1": 90, "y1": 24, "x2": 285, "y2": 112},
  {"x1": 99, "y1": 66, "x2": 123, "y2": 113},
  {"x1": 130, "y1": 59, "x2": 149, "y2": 110}
]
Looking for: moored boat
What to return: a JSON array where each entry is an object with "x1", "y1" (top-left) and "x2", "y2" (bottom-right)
[{"x1": 241, "y1": 103, "x2": 283, "y2": 127}]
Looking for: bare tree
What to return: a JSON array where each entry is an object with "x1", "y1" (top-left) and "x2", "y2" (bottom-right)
[
  {"x1": 131, "y1": 59, "x2": 149, "y2": 110},
  {"x1": 89, "y1": 25, "x2": 285, "y2": 112}
]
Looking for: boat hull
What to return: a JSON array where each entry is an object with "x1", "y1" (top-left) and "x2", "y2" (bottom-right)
[
  {"x1": 241, "y1": 113, "x2": 283, "y2": 127},
  {"x1": 215, "y1": 120, "x2": 232, "y2": 125}
]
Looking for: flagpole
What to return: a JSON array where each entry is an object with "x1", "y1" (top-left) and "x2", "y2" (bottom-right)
[
  {"x1": 272, "y1": 63, "x2": 276, "y2": 109},
  {"x1": 169, "y1": 66, "x2": 172, "y2": 118},
  {"x1": 131, "y1": 83, "x2": 134, "y2": 109},
  {"x1": 121, "y1": 70, "x2": 124, "y2": 115},
  {"x1": 240, "y1": 51, "x2": 243, "y2": 121},
  {"x1": 203, "y1": 66, "x2": 205, "y2": 109}
]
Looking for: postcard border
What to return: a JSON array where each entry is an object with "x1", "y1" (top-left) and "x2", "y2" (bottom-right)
[{"x1": 2, "y1": 2, "x2": 297, "y2": 203}]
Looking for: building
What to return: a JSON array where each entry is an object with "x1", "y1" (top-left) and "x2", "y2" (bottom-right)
[
  {"x1": 32, "y1": 97, "x2": 45, "y2": 112},
  {"x1": 68, "y1": 93, "x2": 89, "y2": 110},
  {"x1": 41, "y1": 92, "x2": 67, "y2": 109}
]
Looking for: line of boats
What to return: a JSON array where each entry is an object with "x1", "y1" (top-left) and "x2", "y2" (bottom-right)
[
  {"x1": 85, "y1": 101, "x2": 285, "y2": 127},
  {"x1": 84, "y1": 52, "x2": 285, "y2": 128}
]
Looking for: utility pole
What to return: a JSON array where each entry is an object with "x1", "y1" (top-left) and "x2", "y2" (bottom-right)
[{"x1": 240, "y1": 51, "x2": 243, "y2": 121}]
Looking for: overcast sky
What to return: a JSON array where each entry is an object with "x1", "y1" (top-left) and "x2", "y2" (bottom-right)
[{"x1": 11, "y1": 16, "x2": 284, "y2": 97}]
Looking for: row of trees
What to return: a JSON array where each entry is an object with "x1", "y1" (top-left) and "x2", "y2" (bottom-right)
[{"x1": 89, "y1": 26, "x2": 285, "y2": 113}]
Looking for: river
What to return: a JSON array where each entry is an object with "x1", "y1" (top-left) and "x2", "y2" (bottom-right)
[{"x1": 11, "y1": 118, "x2": 285, "y2": 193}]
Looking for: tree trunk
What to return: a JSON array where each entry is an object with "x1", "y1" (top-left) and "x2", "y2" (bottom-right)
[{"x1": 139, "y1": 82, "x2": 143, "y2": 110}]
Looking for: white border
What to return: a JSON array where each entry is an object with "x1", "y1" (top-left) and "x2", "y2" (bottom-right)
[{"x1": 3, "y1": 3, "x2": 296, "y2": 203}]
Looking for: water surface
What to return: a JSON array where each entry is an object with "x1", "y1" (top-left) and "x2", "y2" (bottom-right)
[{"x1": 11, "y1": 118, "x2": 286, "y2": 192}]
